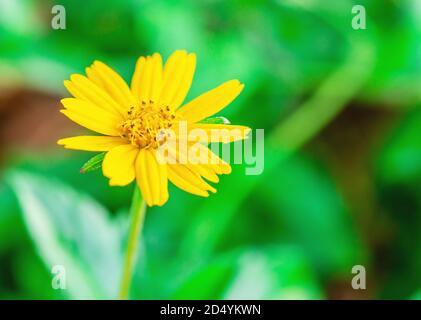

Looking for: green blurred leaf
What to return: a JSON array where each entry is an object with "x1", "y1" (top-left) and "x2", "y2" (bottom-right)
[
  {"x1": 12, "y1": 152, "x2": 132, "y2": 211},
  {"x1": 411, "y1": 289, "x2": 421, "y2": 300},
  {"x1": 171, "y1": 246, "x2": 322, "y2": 300},
  {"x1": 7, "y1": 171, "x2": 123, "y2": 299},
  {"x1": 225, "y1": 247, "x2": 322, "y2": 300},
  {"x1": 80, "y1": 153, "x2": 105, "y2": 174},
  {"x1": 377, "y1": 107, "x2": 421, "y2": 183},
  {"x1": 0, "y1": 184, "x2": 22, "y2": 251},
  {"x1": 376, "y1": 109, "x2": 421, "y2": 298},
  {"x1": 262, "y1": 154, "x2": 366, "y2": 275},
  {"x1": 171, "y1": 254, "x2": 236, "y2": 300}
]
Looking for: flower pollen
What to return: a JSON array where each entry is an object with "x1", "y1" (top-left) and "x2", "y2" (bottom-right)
[{"x1": 120, "y1": 102, "x2": 176, "y2": 149}]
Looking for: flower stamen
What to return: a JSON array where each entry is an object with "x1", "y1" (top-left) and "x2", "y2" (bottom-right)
[{"x1": 119, "y1": 103, "x2": 176, "y2": 149}]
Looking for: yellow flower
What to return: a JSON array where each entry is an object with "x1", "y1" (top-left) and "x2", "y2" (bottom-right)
[{"x1": 58, "y1": 50, "x2": 250, "y2": 206}]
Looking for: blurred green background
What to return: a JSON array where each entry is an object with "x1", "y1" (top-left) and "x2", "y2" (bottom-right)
[{"x1": 0, "y1": 0, "x2": 420, "y2": 299}]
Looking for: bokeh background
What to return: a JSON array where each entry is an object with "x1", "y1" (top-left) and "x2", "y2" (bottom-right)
[{"x1": 0, "y1": 0, "x2": 420, "y2": 299}]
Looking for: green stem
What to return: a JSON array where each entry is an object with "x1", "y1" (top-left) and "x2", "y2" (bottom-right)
[{"x1": 118, "y1": 187, "x2": 147, "y2": 300}]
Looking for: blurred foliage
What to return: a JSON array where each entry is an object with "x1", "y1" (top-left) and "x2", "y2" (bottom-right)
[{"x1": 0, "y1": 0, "x2": 420, "y2": 299}]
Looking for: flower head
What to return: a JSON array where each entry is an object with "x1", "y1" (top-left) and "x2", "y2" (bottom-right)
[{"x1": 58, "y1": 50, "x2": 250, "y2": 206}]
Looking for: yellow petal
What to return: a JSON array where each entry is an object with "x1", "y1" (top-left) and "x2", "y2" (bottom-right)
[
  {"x1": 194, "y1": 143, "x2": 232, "y2": 175},
  {"x1": 168, "y1": 144, "x2": 219, "y2": 192},
  {"x1": 89, "y1": 60, "x2": 136, "y2": 109},
  {"x1": 176, "y1": 123, "x2": 251, "y2": 143},
  {"x1": 176, "y1": 80, "x2": 244, "y2": 123},
  {"x1": 166, "y1": 142, "x2": 219, "y2": 183},
  {"x1": 102, "y1": 144, "x2": 138, "y2": 186},
  {"x1": 57, "y1": 136, "x2": 126, "y2": 151},
  {"x1": 130, "y1": 56, "x2": 146, "y2": 99},
  {"x1": 86, "y1": 65, "x2": 105, "y2": 88},
  {"x1": 167, "y1": 163, "x2": 216, "y2": 197},
  {"x1": 162, "y1": 50, "x2": 186, "y2": 83},
  {"x1": 187, "y1": 163, "x2": 220, "y2": 183},
  {"x1": 136, "y1": 57, "x2": 153, "y2": 104},
  {"x1": 159, "y1": 51, "x2": 196, "y2": 109},
  {"x1": 60, "y1": 98, "x2": 121, "y2": 136},
  {"x1": 64, "y1": 74, "x2": 124, "y2": 117},
  {"x1": 135, "y1": 149, "x2": 168, "y2": 206},
  {"x1": 170, "y1": 53, "x2": 196, "y2": 109},
  {"x1": 149, "y1": 53, "x2": 164, "y2": 104},
  {"x1": 134, "y1": 53, "x2": 163, "y2": 106}
]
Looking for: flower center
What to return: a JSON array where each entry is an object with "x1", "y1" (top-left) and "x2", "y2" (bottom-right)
[{"x1": 119, "y1": 103, "x2": 176, "y2": 149}]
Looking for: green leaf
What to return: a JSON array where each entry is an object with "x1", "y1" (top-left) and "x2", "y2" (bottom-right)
[
  {"x1": 411, "y1": 290, "x2": 421, "y2": 300},
  {"x1": 80, "y1": 153, "x2": 105, "y2": 174},
  {"x1": 7, "y1": 171, "x2": 123, "y2": 299},
  {"x1": 224, "y1": 247, "x2": 323, "y2": 299},
  {"x1": 377, "y1": 108, "x2": 421, "y2": 183},
  {"x1": 199, "y1": 116, "x2": 231, "y2": 125},
  {"x1": 180, "y1": 149, "x2": 365, "y2": 277},
  {"x1": 171, "y1": 246, "x2": 322, "y2": 299},
  {"x1": 171, "y1": 254, "x2": 237, "y2": 299},
  {"x1": 375, "y1": 108, "x2": 421, "y2": 298},
  {"x1": 261, "y1": 155, "x2": 366, "y2": 275}
]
